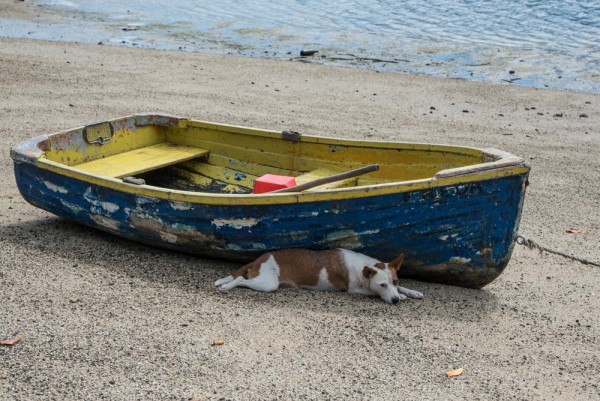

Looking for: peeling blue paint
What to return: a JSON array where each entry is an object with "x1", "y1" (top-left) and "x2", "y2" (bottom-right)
[{"x1": 13, "y1": 160, "x2": 528, "y2": 288}]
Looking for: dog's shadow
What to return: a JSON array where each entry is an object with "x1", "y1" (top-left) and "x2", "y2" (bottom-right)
[{"x1": 1, "y1": 216, "x2": 500, "y2": 323}]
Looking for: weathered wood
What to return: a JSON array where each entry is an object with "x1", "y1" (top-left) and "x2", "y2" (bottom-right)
[
  {"x1": 179, "y1": 161, "x2": 256, "y2": 189},
  {"x1": 12, "y1": 113, "x2": 530, "y2": 288}
]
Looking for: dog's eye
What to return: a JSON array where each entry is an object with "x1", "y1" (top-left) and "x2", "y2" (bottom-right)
[{"x1": 380, "y1": 283, "x2": 388, "y2": 288}]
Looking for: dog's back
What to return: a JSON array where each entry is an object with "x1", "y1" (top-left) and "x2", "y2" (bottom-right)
[{"x1": 233, "y1": 248, "x2": 349, "y2": 290}]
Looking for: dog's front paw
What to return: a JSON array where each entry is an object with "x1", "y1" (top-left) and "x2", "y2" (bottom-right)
[{"x1": 397, "y1": 286, "x2": 424, "y2": 299}]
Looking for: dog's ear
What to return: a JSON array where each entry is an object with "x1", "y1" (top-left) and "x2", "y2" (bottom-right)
[
  {"x1": 388, "y1": 253, "x2": 405, "y2": 271},
  {"x1": 362, "y1": 266, "x2": 377, "y2": 279}
]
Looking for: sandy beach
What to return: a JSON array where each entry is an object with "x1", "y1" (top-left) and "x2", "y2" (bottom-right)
[{"x1": 1, "y1": 34, "x2": 599, "y2": 400}]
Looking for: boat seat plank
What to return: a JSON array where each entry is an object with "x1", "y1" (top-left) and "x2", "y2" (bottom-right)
[
  {"x1": 75, "y1": 143, "x2": 209, "y2": 178},
  {"x1": 179, "y1": 160, "x2": 257, "y2": 189},
  {"x1": 295, "y1": 168, "x2": 358, "y2": 191}
]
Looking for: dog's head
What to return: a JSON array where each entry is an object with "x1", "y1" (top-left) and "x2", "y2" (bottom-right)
[{"x1": 362, "y1": 254, "x2": 404, "y2": 304}]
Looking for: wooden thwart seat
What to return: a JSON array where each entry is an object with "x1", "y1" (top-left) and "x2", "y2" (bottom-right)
[{"x1": 75, "y1": 142, "x2": 209, "y2": 178}]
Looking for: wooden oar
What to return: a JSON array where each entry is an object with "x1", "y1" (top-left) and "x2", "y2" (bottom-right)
[{"x1": 272, "y1": 164, "x2": 380, "y2": 193}]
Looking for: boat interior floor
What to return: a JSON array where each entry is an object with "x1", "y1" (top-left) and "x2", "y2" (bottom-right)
[
  {"x1": 71, "y1": 141, "x2": 367, "y2": 194},
  {"x1": 139, "y1": 160, "x2": 361, "y2": 194}
]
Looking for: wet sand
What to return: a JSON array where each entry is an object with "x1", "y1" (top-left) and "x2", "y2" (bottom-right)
[{"x1": 1, "y1": 37, "x2": 599, "y2": 400}]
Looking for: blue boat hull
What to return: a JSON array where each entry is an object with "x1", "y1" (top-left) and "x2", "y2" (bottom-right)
[{"x1": 14, "y1": 160, "x2": 527, "y2": 288}]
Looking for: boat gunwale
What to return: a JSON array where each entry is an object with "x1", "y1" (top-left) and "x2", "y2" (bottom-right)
[{"x1": 186, "y1": 118, "x2": 480, "y2": 152}]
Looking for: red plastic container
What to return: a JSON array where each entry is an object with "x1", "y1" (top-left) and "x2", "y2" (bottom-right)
[{"x1": 253, "y1": 174, "x2": 297, "y2": 194}]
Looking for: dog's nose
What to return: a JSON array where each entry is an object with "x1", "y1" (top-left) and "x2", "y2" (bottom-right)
[{"x1": 392, "y1": 297, "x2": 400, "y2": 304}]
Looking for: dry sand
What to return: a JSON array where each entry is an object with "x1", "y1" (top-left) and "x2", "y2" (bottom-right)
[{"x1": 0, "y1": 35, "x2": 599, "y2": 400}]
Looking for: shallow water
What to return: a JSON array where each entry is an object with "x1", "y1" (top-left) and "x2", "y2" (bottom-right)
[{"x1": 2, "y1": 0, "x2": 599, "y2": 92}]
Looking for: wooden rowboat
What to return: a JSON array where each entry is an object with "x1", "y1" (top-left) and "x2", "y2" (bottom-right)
[{"x1": 11, "y1": 113, "x2": 530, "y2": 288}]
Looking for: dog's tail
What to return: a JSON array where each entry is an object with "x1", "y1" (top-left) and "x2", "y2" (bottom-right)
[
  {"x1": 231, "y1": 262, "x2": 253, "y2": 279},
  {"x1": 231, "y1": 253, "x2": 271, "y2": 279}
]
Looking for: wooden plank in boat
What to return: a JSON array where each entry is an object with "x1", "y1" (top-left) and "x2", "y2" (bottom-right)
[
  {"x1": 295, "y1": 168, "x2": 358, "y2": 191},
  {"x1": 75, "y1": 142, "x2": 209, "y2": 178},
  {"x1": 179, "y1": 161, "x2": 257, "y2": 189},
  {"x1": 204, "y1": 154, "x2": 296, "y2": 177},
  {"x1": 163, "y1": 166, "x2": 251, "y2": 194}
]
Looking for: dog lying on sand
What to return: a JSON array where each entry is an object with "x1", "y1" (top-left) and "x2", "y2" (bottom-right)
[{"x1": 215, "y1": 248, "x2": 423, "y2": 304}]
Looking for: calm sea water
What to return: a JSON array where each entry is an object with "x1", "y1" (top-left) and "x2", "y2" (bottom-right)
[{"x1": 2, "y1": 0, "x2": 599, "y2": 92}]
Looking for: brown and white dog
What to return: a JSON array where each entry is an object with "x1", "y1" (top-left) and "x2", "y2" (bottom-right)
[{"x1": 214, "y1": 248, "x2": 423, "y2": 303}]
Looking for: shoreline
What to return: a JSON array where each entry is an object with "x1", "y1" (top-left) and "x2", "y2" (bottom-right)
[
  {"x1": 1, "y1": 0, "x2": 599, "y2": 94},
  {"x1": 1, "y1": 37, "x2": 599, "y2": 400}
]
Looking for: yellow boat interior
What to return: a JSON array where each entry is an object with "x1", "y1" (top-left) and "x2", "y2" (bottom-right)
[{"x1": 37, "y1": 115, "x2": 523, "y2": 194}]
